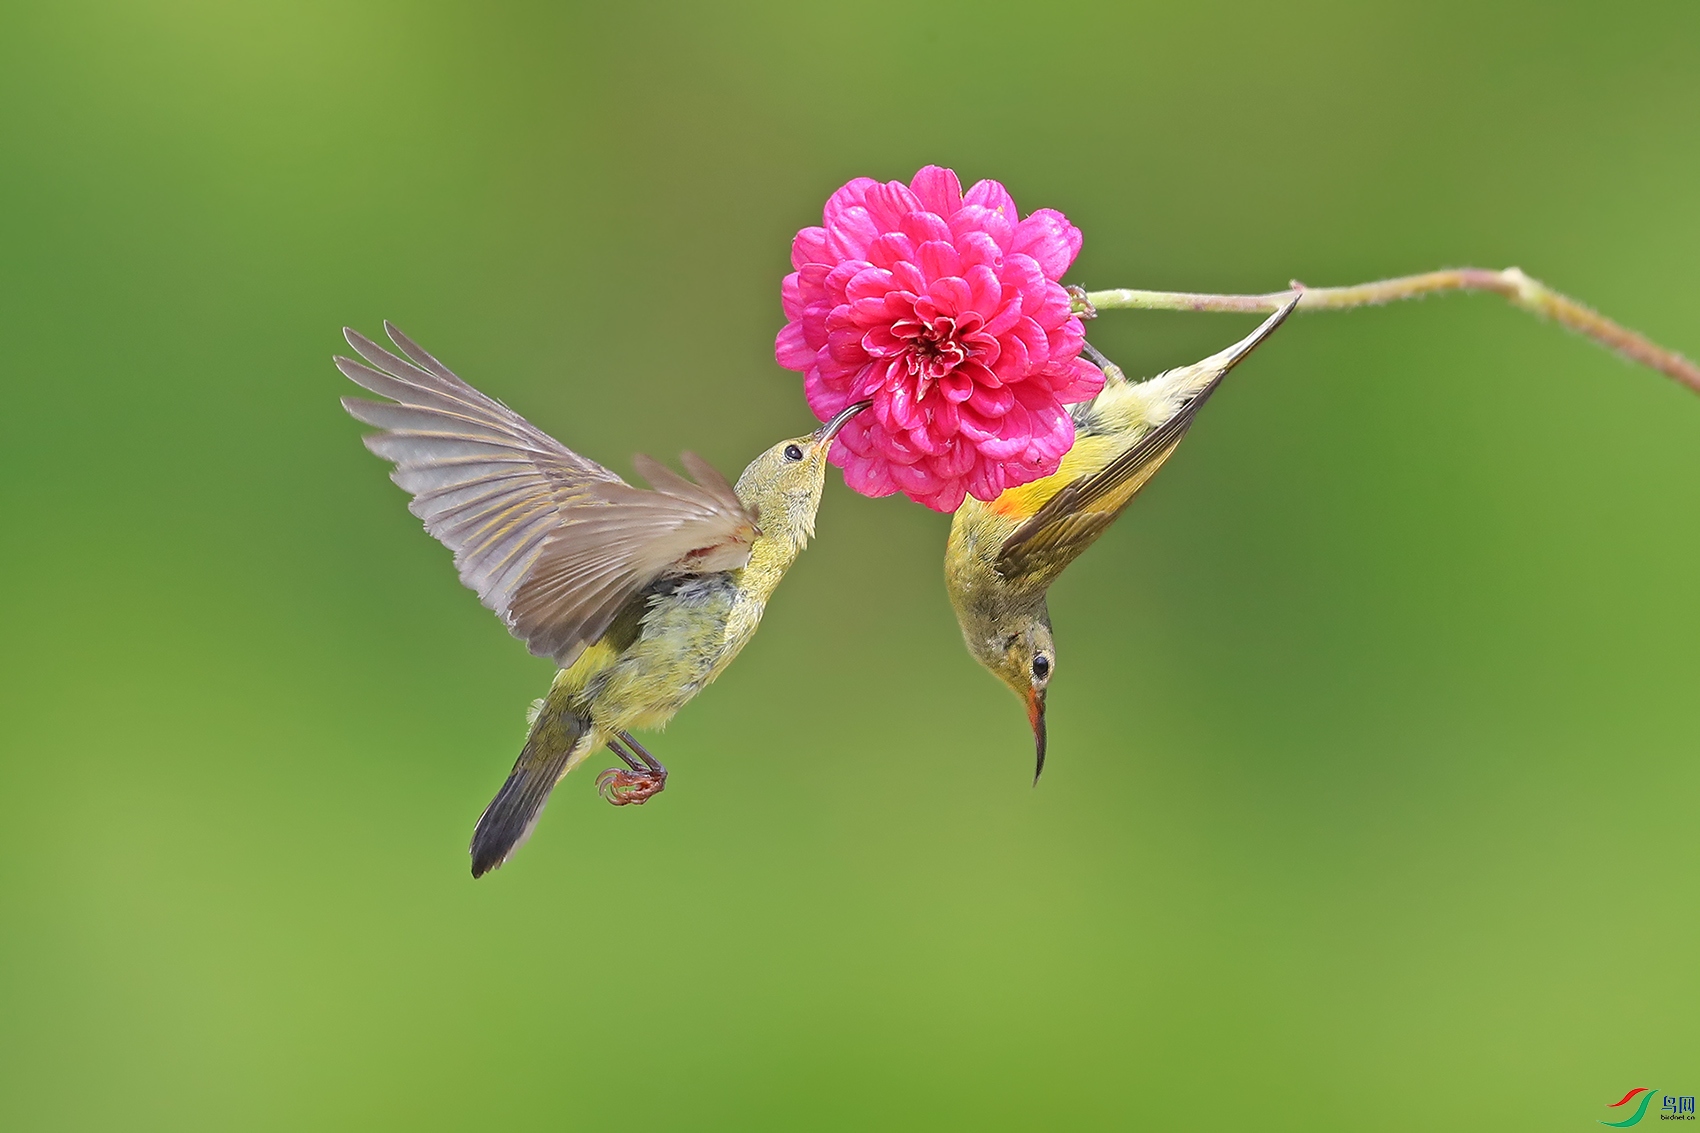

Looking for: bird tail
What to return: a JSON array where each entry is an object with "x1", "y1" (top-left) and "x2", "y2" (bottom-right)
[{"x1": 469, "y1": 697, "x2": 590, "y2": 877}]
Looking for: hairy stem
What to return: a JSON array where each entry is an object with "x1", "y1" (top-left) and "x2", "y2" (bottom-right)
[{"x1": 1072, "y1": 268, "x2": 1700, "y2": 395}]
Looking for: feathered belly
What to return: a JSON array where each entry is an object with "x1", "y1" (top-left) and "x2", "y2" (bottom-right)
[{"x1": 588, "y1": 576, "x2": 763, "y2": 732}]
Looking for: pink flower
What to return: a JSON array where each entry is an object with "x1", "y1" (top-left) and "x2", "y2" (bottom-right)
[{"x1": 775, "y1": 165, "x2": 1104, "y2": 512}]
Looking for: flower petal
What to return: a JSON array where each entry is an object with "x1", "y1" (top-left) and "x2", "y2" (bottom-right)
[
  {"x1": 804, "y1": 366, "x2": 850, "y2": 416},
  {"x1": 960, "y1": 359, "x2": 1001, "y2": 389},
  {"x1": 845, "y1": 266, "x2": 898, "y2": 303},
  {"x1": 915, "y1": 477, "x2": 967, "y2": 513},
  {"x1": 957, "y1": 404, "x2": 998, "y2": 443},
  {"x1": 814, "y1": 349, "x2": 861, "y2": 385},
  {"x1": 1028, "y1": 280, "x2": 1074, "y2": 331},
  {"x1": 983, "y1": 296, "x2": 1023, "y2": 338},
  {"x1": 899, "y1": 210, "x2": 952, "y2": 245},
  {"x1": 835, "y1": 412, "x2": 876, "y2": 455},
  {"x1": 775, "y1": 322, "x2": 813, "y2": 371},
  {"x1": 792, "y1": 226, "x2": 829, "y2": 270},
  {"x1": 929, "y1": 438, "x2": 977, "y2": 478},
  {"x1": 976, "y1": 402, "x2": 1032, "y2": 459},
  {"x1": 916, "y1": 240, "x2": 962, "y2": 283},
  {"x1": 861, "y1": 324, "x2": 902, "y2": 356},
  {"x1": 926, "y1": 275, "x2": 972, "y2": 317},
  {"x1": 950, "y1": 204, "x2": 1014, "y2": 252},
  {"x1": 890, "y1": 260, "x2": 925, "y2": 294},
  {"x1": 877, "y1": 424, "x2": 925, "y2": 464},
  {"x1": 838, "y1": 449, "x2": 900, "y2": 497},
  {"x1": 953, "y1": 229, "x2": 1004, "y2": 273},
  {"x1": 865, "y1": 232, "x2": 916, "y2": 270},
  {"x1": 888, "y1": 460, "x2": 934, "y2": 493},
  {"x1": 823, "y1": 259, "x2": 871, "y2": 302},
  {"x1": 887, "y1": 379, "x2": 922, "y2": 429},
  {"x1": 962, "y1": 264, "x2": 1002, "y2": 318},
  {"x1": 801, "y1": 301, "x2": 831, "y2": 349},
  {"x1": 828, "y1": 325, "x2": 869, "y2": 365},
  {"x1": 932, "y1": 397, "x2": 961, "y2": 438},
  {"x1": 999, "y1": 451, "x2": 1057, "y2": 493},
  {"x1": 963, "y1": 179, "x2": 1019, "y2": 227},
  {"x1": 781, "y1": 272, "x2": 804, "y2": 321},
  {"x1": 863, "y1": 180, "x2": 922, "y2": 231},
  {"x1": 1050, "y1": 355, "x2": 1107, "y2": 403},
  {"x1": 909, "y1": 165, "x2": 963, "y2": 217},
  {"x1": 966, "y1": 457, "x2": 1007, "y2": 502},
  {"x1": 1015, "y1": 392, "x2": 1072, "y2": 459},
  {"x1": 1000, "y1": 253, "x2": 1049, "y2": 309},
  {"x1": 907, "y1": 423, "x2": 946, "y2": 455},
  {"x1": 1046, "y1": 313, "x2": 1083, "y2": 362},
  {"x1": 797, "y1": 261, "x2": 830, "y2": 301},
  {"x1": 1010, "y1": 208, "x2": 1083, "y2": 279},
  {"x1": 1012, "y1": 317, "x2": 1050, "y2": 366},
  {"x1": 990, "y1": 331, "x2": 1029, "y2": 383},
  {"x1": 939, "y1": 370, "x2": 975, "y2": 403},
  {"x1": 822, "y1": 178, "x2": 877, "y2": 227},
  {"x1": 968, "y1": 381, "x2": 1015, "y2": 418},
  {"x1": 826, "y1": 205, "x2": 881, "y2": 260}
]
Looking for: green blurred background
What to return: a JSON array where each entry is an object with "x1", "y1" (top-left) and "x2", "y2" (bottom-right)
[{"x1": 2, "y1": 1, "x2": 1697, "y2": 1128}]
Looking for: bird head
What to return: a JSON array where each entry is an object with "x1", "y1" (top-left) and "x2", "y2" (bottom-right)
[
  {"x1": 734, "y1": 400, "x2": 871, "y2": 553},
  {"x1": 961, "y1": 600, "x2": 1056, "y2": 783}
]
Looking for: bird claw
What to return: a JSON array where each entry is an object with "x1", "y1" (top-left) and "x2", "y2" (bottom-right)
[
  {"x1": 1065, "y1": 284, "x2": 1097, "y2": 319},
  {"x1": 596, "y1": 766, "x2": 667, "y2": 806}
]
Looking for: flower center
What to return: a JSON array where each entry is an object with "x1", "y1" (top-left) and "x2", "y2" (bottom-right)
[{"x1": 894, "y1": 314, "x2": 967, "y2": 394}]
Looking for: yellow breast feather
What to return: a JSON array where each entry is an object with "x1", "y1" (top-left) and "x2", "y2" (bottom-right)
[{"x1": 988, "y1": 432, "x2": 1124, "y2": 520}]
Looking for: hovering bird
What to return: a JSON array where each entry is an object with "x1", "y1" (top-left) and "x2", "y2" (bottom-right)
[
  {"x1": 338, "y1": 323, "x2": 868, "y2": 876},
  {"x1": 943, "y1": 297, "x2": 1300, "y2": 779}
]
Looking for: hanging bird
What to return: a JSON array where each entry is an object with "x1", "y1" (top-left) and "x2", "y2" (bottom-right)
[
  {"x1": 338, "y1": 323, "x2": 869, "y2": 876},
  {"x1": 943, "y1": 297, "x2": 1300, "y2": 779}
]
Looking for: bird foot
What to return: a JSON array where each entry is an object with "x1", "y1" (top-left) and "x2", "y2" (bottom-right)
[
  {"x1": 596, "y1": 766, "x2": 667, "y2": 806},
  {"x1": 1065, "y1": 284, "x2": 1097, "y2": 319}
]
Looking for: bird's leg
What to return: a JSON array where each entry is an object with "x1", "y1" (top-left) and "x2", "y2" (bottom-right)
[
  {"x1": 609, "y1": 741, "x2": 645, "y2": 772},
  {"x1": 1081, "y1": 340, "x2": 1125, "y2": 383},
  {"x1": 595, "y1": 731, "x2": 668, "y2": 806}
]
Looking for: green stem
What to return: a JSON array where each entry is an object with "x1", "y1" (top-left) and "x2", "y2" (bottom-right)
[{"x1": 1072, "y1": 268, "x2": 1700, "y2": 396}]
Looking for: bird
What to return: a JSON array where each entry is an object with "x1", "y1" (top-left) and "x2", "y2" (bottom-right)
[
  {"x1": 943, "y1": 296, "x2": 1300, "y2": 780},
  {"x1": 337, "y1": 323, "x2": 869, "y2": 876}
]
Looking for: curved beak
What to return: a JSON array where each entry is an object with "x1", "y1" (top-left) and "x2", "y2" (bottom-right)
[
  {"x1": 1027, "y1": 689, "x2": 1047, "y2": 785},
  {"x1": 813, "y1": 399, "x2": 873, "y2": 444}
]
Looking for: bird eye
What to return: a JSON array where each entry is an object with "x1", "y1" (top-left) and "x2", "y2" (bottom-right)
[
  {"x1": 1032, "y1": 654, "x2": 1051, "y2": 681},
  {"x1": 783, "y1": 444, "x2": 804, "y2": 461}
]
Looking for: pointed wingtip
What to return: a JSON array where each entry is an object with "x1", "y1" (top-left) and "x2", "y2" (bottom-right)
[
  {"x1": 1202, "y1": 292, "x2": 1303, "y2": 377},
  {"x1": 1237, "y1": 292, "x2": 1302, "y2": 356},
  {"x1": 384, "y1": 320, "x2": 420, "y2": 358}
]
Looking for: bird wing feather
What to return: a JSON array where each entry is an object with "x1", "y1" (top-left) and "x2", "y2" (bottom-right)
[
  {"x1": 339, "y1": 322, "x2": 758, "y2": 668},
  {"x1": 995, "y1": 295, "x2": 1299, "y2": 587},
  {"x1": 993, "y1": 370, "x2": 1226, "y2": 589}
]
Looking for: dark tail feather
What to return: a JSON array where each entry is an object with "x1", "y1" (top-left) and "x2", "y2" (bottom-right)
[{"x1": 469, "y1": 701, "x2": 588, "y2": 878}]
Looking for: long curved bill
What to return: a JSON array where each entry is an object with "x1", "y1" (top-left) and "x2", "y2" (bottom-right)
[
  {"x1": 1028, "y1": 689, "x2": 1047, "y2": 785},
  {"x1": 814, "y1": 399, "x2": 873, "y2": 443}
]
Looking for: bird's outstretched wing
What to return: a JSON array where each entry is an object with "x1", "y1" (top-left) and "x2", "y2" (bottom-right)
[
  {"x1": 995, "y1": 296, "x2": 1299, "y2": 588},
  {"x1": 338, "y1": 322, "x2": 758, "y2": 668}
]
